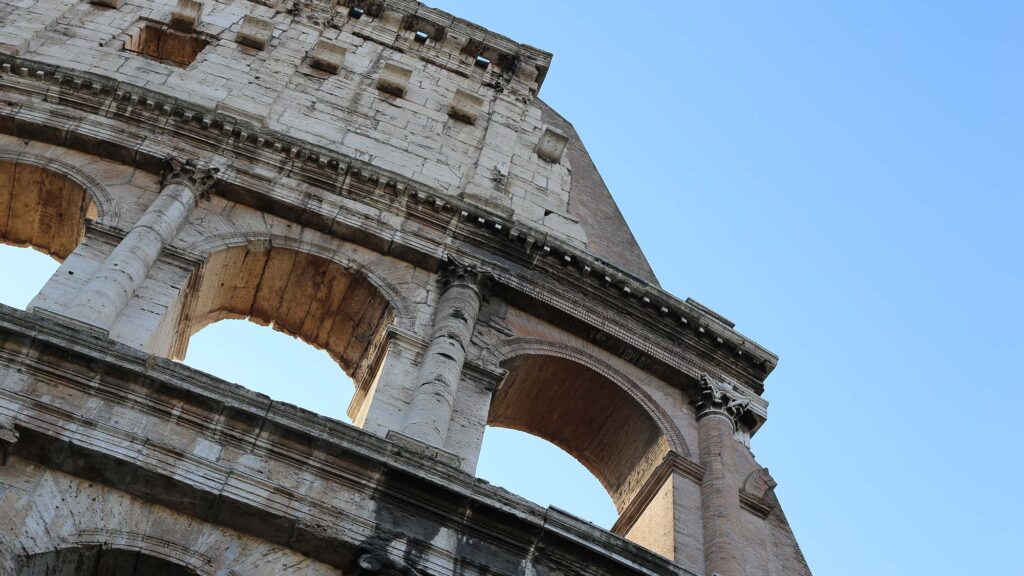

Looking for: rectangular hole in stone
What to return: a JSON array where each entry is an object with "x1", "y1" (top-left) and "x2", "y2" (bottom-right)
[
  {"x1": 414, "y1": 30, "x2": 429, "y2": 44},
  {"x1": 123, "y1": 22, "x2": 209, "y2": 67},
  {"x1": 474, "y1": 55, "x2": 491, "y2": 70}
]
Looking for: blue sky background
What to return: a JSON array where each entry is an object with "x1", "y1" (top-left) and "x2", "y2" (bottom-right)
[{"x1": 1, "y1": 1, "x2": 1021, "y2": 574}]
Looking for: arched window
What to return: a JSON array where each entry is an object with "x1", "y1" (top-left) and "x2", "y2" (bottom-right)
[
  {"x1": 0, "y1": 160, "x2": 96, "y2": 310},
  {"x1": 172, "y1": 244, "x2": 395, "y2": 424}
]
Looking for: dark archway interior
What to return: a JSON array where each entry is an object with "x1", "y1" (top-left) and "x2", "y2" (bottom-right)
[
  {"x1": 173, "y1": 244, "x2": 394, "y2": 388},
  {"x1": 0, "y1": 160, "x2": 96, "y2": 260},
  {"x1": 489, "y1": 354, "x2": 670, "y2": 512},
  {"x1": 19, "y1": 546, "x2": 199, "y2": 576}
]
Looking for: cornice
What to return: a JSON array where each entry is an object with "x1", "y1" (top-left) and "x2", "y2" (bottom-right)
[
  {"x1": 0, "y1": 56, "x2": 777, "y2": 408},
  {"x1": 336, "y1": 0, "x2": 552, "y2": 93}
]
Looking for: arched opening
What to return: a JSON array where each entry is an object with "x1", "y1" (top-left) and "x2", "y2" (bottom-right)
[
  {"x1": 0, "y1": 160, "x2": 97, "y2": 310},
  {"x1": 183, "y1": 319, "x2": 354, "y2": 421},
  {"x1": 486, "y1": 353, "x2": 672, "y2": 526},
  {"x1": 0, "y1": 160, "x2": 97, "y2": 259},
  {"x1": 19, "y1": 546, "x2": 199, "y2": 576},
  {"x1": 477, "y1": 427, "x2": 618, "y2": 527},
  {"x1": 173, "y1": 244, "x2": 395, "y2": 422}
]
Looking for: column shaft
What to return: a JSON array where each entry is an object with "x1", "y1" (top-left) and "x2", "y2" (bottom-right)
[
  {"x1": 401, "y1": 262, "x2": 485, "y2": 448},
  {"x1": 698, "y1": 410, "x2": 743, "y2": 576},
  {"x1": 66, "y1": 159, "x2": 216, "y2": 331}
]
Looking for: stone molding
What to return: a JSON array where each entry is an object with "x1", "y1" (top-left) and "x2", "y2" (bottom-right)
[
  {"x1": 695, "y1": 372, "x2": 753, "y2": 427},
  {"x1": 739, "y1": 467, "x2": 779, "y2": 519},
  {"x1": 610, "y1": 451, "x2": 704, "y2": 537},
  {"x1": 491, "y1": 337, "x2": 691, "y2": 459},
  {"x1": 0, "y1": 56, "x2": 775, "y2": 429},
  {"x1": 178, "y1": 232, "x2": 418, "y2": 327},
  {"x1": 57, "y1": 530, "x2": 214, "y2": 575},
  {"x1": 162, "y1": 156, "x2": 220, "y2": 199},
  {"x1": 438, "y1": 254, "x2": 492, "y2": 297},
  {"x1": 0, "y1": 415, "x2": 16, "y2": 466},
  {"x1": 0, "y1": 147, "x2": 121, "y2": 226},
  {"x1": 338, "y1": 0, "x2": 552, "y2": 93}
]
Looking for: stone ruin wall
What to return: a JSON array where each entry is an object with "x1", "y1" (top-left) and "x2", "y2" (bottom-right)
[{"x1": 0, "y1": 0, "x2": 812, "y2": 575}]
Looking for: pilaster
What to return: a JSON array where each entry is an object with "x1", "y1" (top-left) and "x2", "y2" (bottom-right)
[
  {"x1": 696, "y1": 373, "x2": 753, "y2": 576},
  {"x1": 401, "y1": 256, "x2": 490, "y2": 449},
  {"x1": 63, "y1": 157, "x2": 217, "y2": 331}
]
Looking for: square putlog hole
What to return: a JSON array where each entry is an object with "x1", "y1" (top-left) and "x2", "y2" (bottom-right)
[{"x1": 125, "y1": 23, "x2": 209, "y2": 67}]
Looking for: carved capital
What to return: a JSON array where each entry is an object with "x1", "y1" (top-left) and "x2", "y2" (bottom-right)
[
  {"x1": 695, "y1": 372, "x2": 752, "y2": 425},
  {"x1": 162, "y1": 156, "x2": 220, "y2": 198},
  {"x1": 0, "y1": 417, "x2": 17, "y2": 466},
  {"x1": 439, "y1": 254, "x2": 492, "y2": 297}
]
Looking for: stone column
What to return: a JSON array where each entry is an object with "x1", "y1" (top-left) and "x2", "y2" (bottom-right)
[
  {"x1": 401, "y1": 258, "x2": 489, "y2": 448},
  {"x1": 66, "y1": 158, "x2": 218, "y2": 331},
  {"x1": 696, "y1": 373, "x2": 751, "y2": 576}
]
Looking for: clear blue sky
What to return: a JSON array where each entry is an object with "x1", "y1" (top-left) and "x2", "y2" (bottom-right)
[{"x1": 1, "y1": 2, "x2": 1021, "y2": 574}]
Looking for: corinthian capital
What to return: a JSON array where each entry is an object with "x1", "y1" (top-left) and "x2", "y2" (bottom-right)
[
  {"x1": 162, "y1": 156, "x2": 220, "y2": 197},
  {"x1": 695, "y1": 372, "x2": 752, "y2": 424},
  {"x1": 439, "y1": 254, "x2": 492, "y2": 296}
]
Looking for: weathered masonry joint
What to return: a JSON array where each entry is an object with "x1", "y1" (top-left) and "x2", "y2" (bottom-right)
[{"x1": 0, "y1": 0, "x2": 811, "y2": 575}]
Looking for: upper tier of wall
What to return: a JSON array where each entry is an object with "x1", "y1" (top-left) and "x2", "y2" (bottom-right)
[{"x1": 0, "y1": 0, "x2": 657, "y2": 283}]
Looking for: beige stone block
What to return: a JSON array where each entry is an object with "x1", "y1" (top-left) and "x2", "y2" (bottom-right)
[
  {"x1": 448, "y1": 89, "x2": 484, "y2": 125},
  {"x1": 236, "y1": 16, "x2": 274, "y2": 50},
  {"x1": 377, "y1": 62, "x2": 412, "y2": 98},
  {"x1": 536, "y1": 127, "x2": 569, "y2": 163},
  {"x1": 309, "y1": 40, "x2": 345, "y2": 74},
  {"x1": 170, "y1": 0, "x2": 203, "y2": 33}
]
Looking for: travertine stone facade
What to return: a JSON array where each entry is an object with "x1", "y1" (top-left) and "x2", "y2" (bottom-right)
[{"x1": 0, "y1": 0, "x2": 811, "y2": 575}]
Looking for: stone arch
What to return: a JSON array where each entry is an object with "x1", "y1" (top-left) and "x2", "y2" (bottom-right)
[
  {"x1": 490, "y1": 338, "x2": 690, "y2": 514},
  {"x1": 18, "y1": 545, "x2": 205, "y2": 576},
  {"x1": 0, "y1": 156, "x2": 108, "y2": 261},
  {"x1": 170, "y1": 234, "x2": 405, "y2": 392},
  {"x1": 0, "y1": 151, "x2": 119, "y2": 231}
]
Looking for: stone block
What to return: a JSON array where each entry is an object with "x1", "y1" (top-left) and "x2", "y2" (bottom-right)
[
  {"x1": 170, "y1": 0, "x2": 203, "y2": 33},
  {"x1": 89, "y1": 0, "x2": 125, "y2": 8},
  {"x1": 448, "y1": 89, "x2": 484, "y2": 125},
  {"x1": 536, "y1": 127, "x2": 569, "y2": 163},
  {"x1": 309, "y1": 40, "x2": 345, "y2": 74},
  {"x1": 377, "y1": 62, "x2": 412, "y2": 98},
  {"x1": 236, "y1": 16, "x2": 274, "y2": 50}
]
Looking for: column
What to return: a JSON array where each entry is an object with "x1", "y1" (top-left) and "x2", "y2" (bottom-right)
[
  {"x1": 65, "y1": 158, "x2": 218, "y2": 331},
  {"x1": 696, "y1": 373, "x2": 751, "y2": 576},
  {"x1": 401, "y1": 257, "x2": 489, "y2": 448}
]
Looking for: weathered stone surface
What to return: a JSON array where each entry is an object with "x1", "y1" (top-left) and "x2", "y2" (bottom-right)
[
  {"x1": 170, "y1": 0, "x2": 203, "y2": 33},
  {"x1": 309, "y1": 39, "x2": 345, "y2": 73},
  {"x1": 449, "y1": 88, "x2": 485, "y2": 125},
  {"x1": 0, "y1": 1, "x2": 811, "y2": 574},
  {"x1": 236, "y1": 15, "x2": 274, "y2": 50},
  {"x1": 536, "y1": 126, "x2": 569, "y2": 163},
  {"x1": 377, "y1": 61, "x2": 412, "y2": 97}
]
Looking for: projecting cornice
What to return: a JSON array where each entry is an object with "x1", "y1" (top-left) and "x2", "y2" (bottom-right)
[{"x1": 0, "y1": 56, "x2": 777, "y2": 423}]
